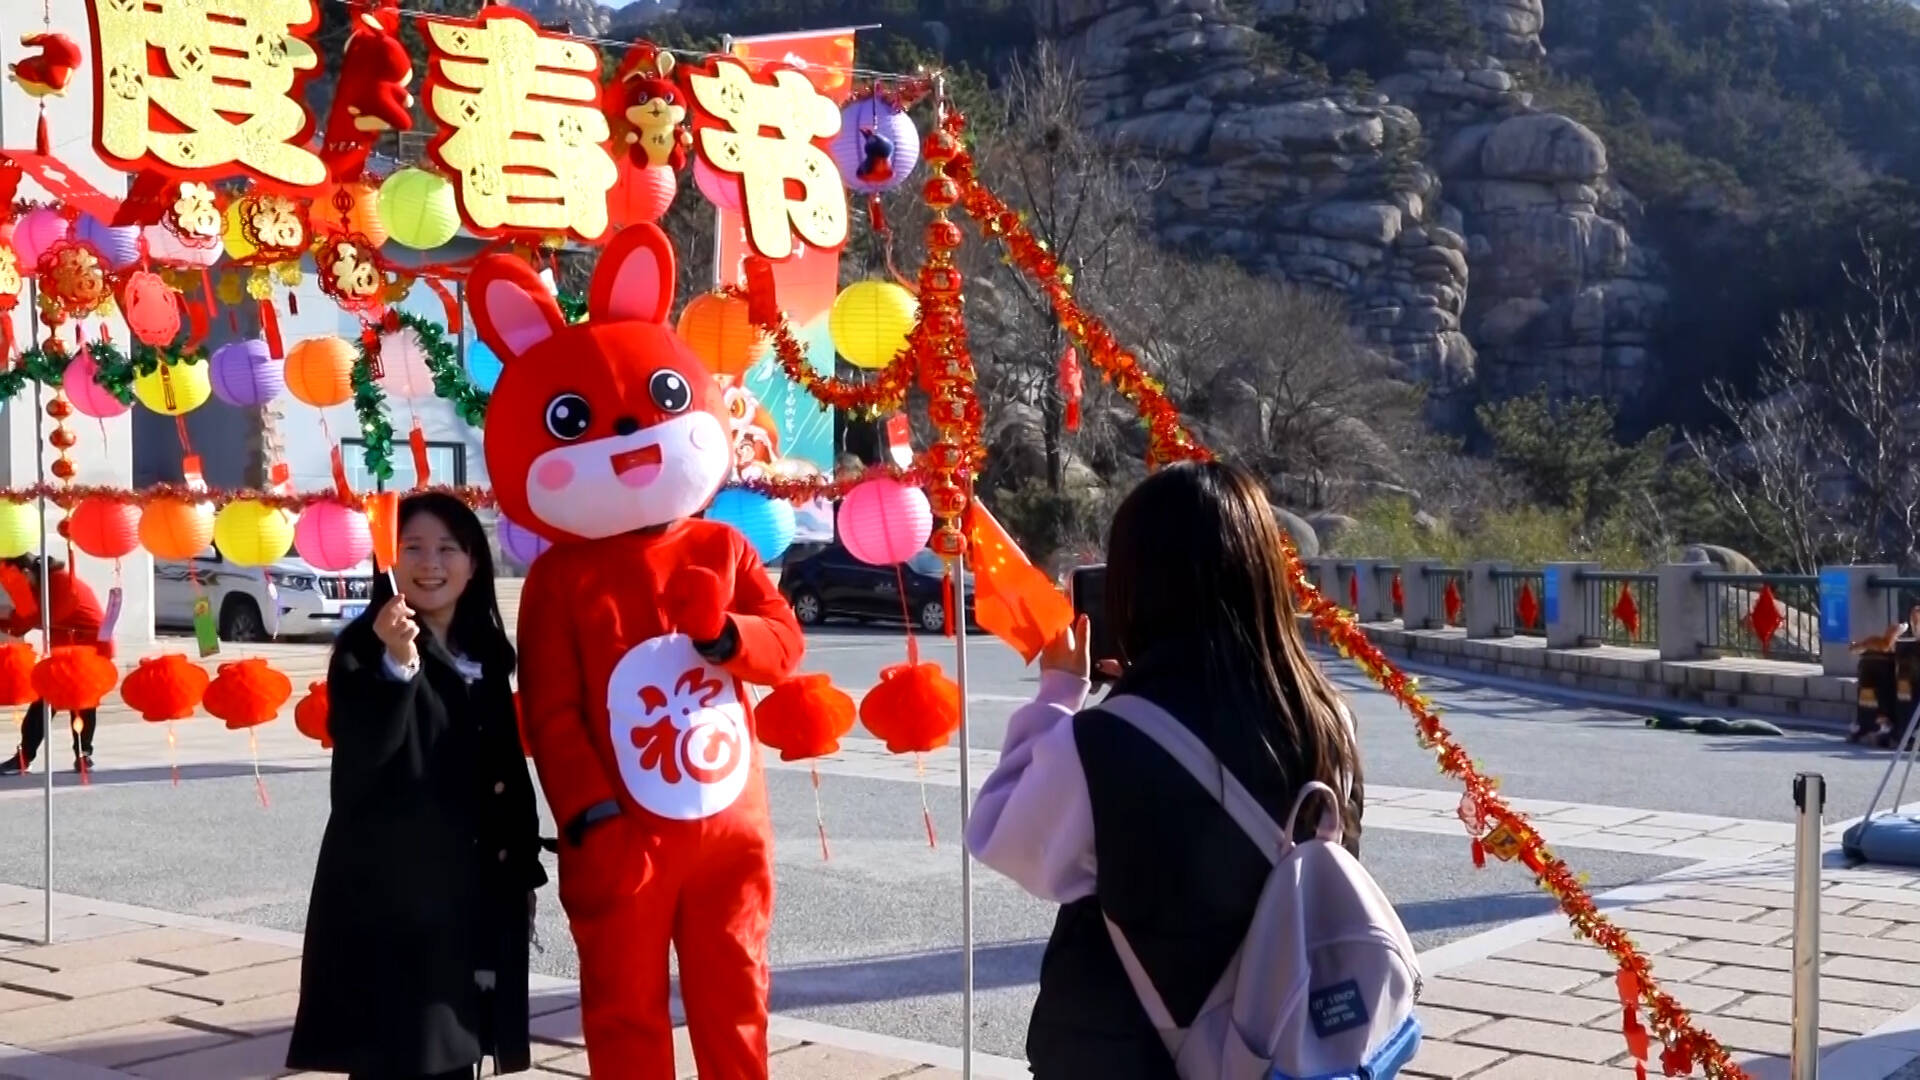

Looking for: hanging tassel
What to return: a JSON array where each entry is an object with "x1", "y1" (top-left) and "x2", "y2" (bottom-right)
[
  {"x1": 409, "y1": 423, "x2": 431, "y2": 486},
  {"x1": 915, "y1": 752, "x2": 938, "y2": 849},
  {"x1": 330, "y1": 445, "x2": 356, "y2": 501},
  {"x1": 1, "y1": 317, "x2": 14, "y2": 362},
  {"x1": 227, "y1": 307, "x2": 239, "y2": 333},
  {"x1": 250, "y1": 728, "x2": 270, "y2": 808},
  {"x1": 258, "y1": 298, "x2": 284, "y2": 358},
  {"x1": 743, "y1": 256, "x2": 779, "y2": 326},
  {"x1": 1470, "y1": 837, "x2": 1486, "y2": 869},
  {"x1": 1058, "y1": 344, "x2": 1083, "y2": 433},
  {"x1": 72, "y1": 716, "x2": 89, "y2": 787},
  {"x1": 942, "y1": 571, "x2": 956, "y2": 638},
  {"x1": 426, "y1": 277, "x2": 463, "y2": 333},
  {"x1": 167, "y1": 720, "x2": 179, "y2": 787},
  {"x1": 35, "y1": 111, "x2": 49, "y2": 157},
  {"x1": 287, "y1": 290, "x2": 299, "y2": 316},
  {"x1": 868, "y1": 192, "x2": 889, "y2": 234},
  {"x1": 810, "y1": 762, "x2": 831, "y2": 862}
]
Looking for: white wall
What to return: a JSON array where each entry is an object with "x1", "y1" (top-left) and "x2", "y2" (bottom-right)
[{"x1": 1, "y1": 0, "x2": 153, "y2": 650}]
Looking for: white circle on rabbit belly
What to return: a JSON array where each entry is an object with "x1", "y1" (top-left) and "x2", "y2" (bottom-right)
[{"x1": 605, "y1": 634, "x2": 750, "y2": 821}]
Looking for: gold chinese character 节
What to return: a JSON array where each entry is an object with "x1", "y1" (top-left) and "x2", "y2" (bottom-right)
[
  {"x1": 88, "y1": 0, "x2": 325, "y2": 187},
  {"x1": 686, "y1": 57, "x2": 847, "y2": 260},
  {"x1": 424, "y1": 8, "x2": 618, "y2": 240}
]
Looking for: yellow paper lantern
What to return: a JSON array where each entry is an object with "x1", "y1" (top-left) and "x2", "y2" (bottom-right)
[
  {"x1": 221, "y1": 199, "x2": 257, "y2": 261},
  {"x1": 829, "y1": 281, "x2": 918, "y2": 370},
  {"x1": 379, "y1": 168, "x2": 461, "y2": 251},
  {"x1": 676, "y1": 292, "x2": 767, "y2": 377},
  {"x1": 285, "y1": 337, "x2": 358, "y2": 408},
  {"x1": 0, "y1": 500, "x2": 38, "y2": 559},
  {"x1": 133, "y1": 360, "x2": 213, "y2": 416},
  {"x1": 214, "y1": 500, "x2": 295, "y2": 567}
]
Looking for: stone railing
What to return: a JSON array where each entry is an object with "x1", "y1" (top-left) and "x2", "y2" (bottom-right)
[{"x1": 1303, "y1": 559, "x2": 1920, "y2": 726}]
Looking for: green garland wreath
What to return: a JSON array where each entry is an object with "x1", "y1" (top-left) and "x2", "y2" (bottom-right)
[
  {"x1": 0, "y1": 341, "x2": 167, "y2": 405},
  {"x1": 349, "y1": 337, "x2": 397, "y2": 483}
]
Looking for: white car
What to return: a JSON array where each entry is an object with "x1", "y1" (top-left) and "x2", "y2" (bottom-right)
[{"x1": 155, "y1": 548, "x2": 376, "y2": 642}]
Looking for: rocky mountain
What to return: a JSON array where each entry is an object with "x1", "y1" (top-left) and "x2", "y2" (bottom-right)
[
  {"x1": 1043, "y1": 0, "x2": 1666, "y2": 423},
  {"x1": 502, "y1": 0, "x2": 677, "y2": 34}
]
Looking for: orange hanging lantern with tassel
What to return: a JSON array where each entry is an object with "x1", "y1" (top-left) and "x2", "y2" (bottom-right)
[
  {"x1": 756, "y1": 674, "x2": 855, "y2": 761},
  {"x1": 859, "y1": 662, "x2": 961, "y2": 754},
  {"x1": 120, "y1": 654, "x2": 209, "y2": 721},
  {"x1": 0, "y1": 642, "x2": 38, "y2": 707},
  {"x1": 295, "y1": 681, "x2": 332, "y2": 749},
  {"x1": 32, "y1": 647, "x2": 119, "y2": 712},
  {"x1": 204, "y1": 658, "x2": 293, "y2": 730}
]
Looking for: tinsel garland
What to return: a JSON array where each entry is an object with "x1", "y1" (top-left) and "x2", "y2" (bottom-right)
[
  {"x1": 719, "y1": 285, "x2": 916, "y2": 415},
  {"x1": 0, "y1": 341, "x2": 148, "y2": 406},
  {"x1": 348, "y1": 336, "x2": 397, "y2": 483},
  {"x1": 391, "y1": 308, "x2": 490, "y2": 429}
]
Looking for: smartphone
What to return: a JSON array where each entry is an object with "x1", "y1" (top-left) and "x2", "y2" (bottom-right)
[{"x1": 1069, "y1": 564, "x2": 1120, "y2": 686}]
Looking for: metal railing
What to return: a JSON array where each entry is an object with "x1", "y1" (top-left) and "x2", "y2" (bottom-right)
[
  {"x1": 1579, "y1": 570, "x2": 1659, "y2": 648},
  {"x1": 1490, "y1": 568, "x2": 1546, "y2": 637},
  {"x1": 1426, "y1": 567, "x2": 1466, "y2": 629},
  {"x1": 1701, "y1": 573, "x2": 1820, "y2": 662}
]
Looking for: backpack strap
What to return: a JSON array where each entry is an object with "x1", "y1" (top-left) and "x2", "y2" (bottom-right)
[{"x1": 1098, "y1": 694, "x2": 1287, "y2": 856}]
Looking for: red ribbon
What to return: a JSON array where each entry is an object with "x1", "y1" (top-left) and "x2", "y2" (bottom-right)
[{"x1": 258, "y1": 299, "x2": 284, "y2": 358}]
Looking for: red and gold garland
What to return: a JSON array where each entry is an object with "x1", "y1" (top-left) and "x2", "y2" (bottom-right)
[
  {"x1": 720, "y1": 284, "x2": 916, "y2": 414},
  {"x1": 917, "y1": 96, "x2": 986, "y2": 558}
]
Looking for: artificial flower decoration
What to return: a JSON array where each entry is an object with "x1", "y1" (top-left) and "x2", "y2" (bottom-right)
[
  {"x1": 203, "y1": 658, "x2": 293, "y2": 730},
  {"x1": 755, "y1": 674, "x2": 855, "y2": 761}
]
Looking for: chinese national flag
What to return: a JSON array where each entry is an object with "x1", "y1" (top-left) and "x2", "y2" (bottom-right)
[
  {"x1": 964, "y1": 500, "x2": 1074, "y2": 664},
  {"x1": 367, "y1": 491, "x2": 400, "y2": 573}
]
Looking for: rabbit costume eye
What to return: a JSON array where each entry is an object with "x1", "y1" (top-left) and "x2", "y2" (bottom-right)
[{"x1": 546, "y1": 394, "x2": 591, "y2": 440}]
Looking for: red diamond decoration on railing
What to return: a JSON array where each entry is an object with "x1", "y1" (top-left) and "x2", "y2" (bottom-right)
[
  {"x1": 1750, "y1": 583, "x2": 1784, "y2": 654},
  {"x1": 1612, "y1": 584, "x2": 1640, "y2": 637},
  {"x1": 1516, "y1": 582, "x2": 1540, "y2": 629},
  {"x1": 1391, "y1": 574, "x2": 1405, "y2": 613},
  {"x1": 1443, "y1": 578, "x2": 1463, "y2": 625},
  {"x1": 1349, "y1": 573, "x2": 1359, "y2": 610}
]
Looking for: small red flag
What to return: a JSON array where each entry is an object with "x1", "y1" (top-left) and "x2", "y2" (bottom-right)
[
  {"x1": 367, "y1": 491, "x2": 400, "y2": 573},
  {"x1": 963, "y1": 501, "x2": 1074, "y2": 664}
]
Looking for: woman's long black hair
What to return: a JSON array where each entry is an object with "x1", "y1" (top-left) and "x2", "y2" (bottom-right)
[{"x1": 342, "y1": 493, "x2": 515, "y2": 676}]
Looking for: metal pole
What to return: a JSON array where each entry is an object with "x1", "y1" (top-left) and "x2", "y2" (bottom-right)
[
  {"x1": 711, "y1": 34, "x2": 734, "y2": 293},
  {"x1": 30, "y1": 285, "x2": 53, "y2": 945},
  {"x1": 955, "y1": 536, "x2": 974, "y2": 1079},
  {"x1": 1791, "y1": 772, "x2": 1825, "y2": 1080}
]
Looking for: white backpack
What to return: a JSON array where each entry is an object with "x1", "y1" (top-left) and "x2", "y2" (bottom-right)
[{"x1": 1099, "y1": 695, "x2": 1423, "y2": 1080}]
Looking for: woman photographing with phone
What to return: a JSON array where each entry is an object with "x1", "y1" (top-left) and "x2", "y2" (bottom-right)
[{"x1": 289, "y1": 493, "x2": 546, "y2": 1079}]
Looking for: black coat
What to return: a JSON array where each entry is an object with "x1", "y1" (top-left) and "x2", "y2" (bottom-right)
[
  {"x1": 288, "y1": 621, "x2": 547, "y2": 1077},
  {"x1": 1024, "y1": 643, "x2": 1365, "y2": 1080}
]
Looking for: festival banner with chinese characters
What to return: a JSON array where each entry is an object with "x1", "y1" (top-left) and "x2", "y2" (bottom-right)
[{"x1": 714, "y1": 29, "x2": 857, "y2": 542}]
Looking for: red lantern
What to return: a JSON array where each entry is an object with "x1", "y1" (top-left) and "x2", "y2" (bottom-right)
[
  {"x1": 203, "y1": 658, "x2": 293, "y2": 730},
  {"x1": 120, "y1": 271, "x2": 183, "y2": 347},
  {"x1": 859, "y1": 662, "x2": 961, "y2": 754},
  {"x1": 69, "y1": 497, "x2": 141, "y2": 560},
  {"x1": 757, "y1": 674, "x2": 855, "y2": 761},
  {"x1": 32, "y1": 647, "x2": 119, "y2": 713},
  {"x1": 294, "y1": 680, "x2": 331, "y2": 748},
  {"x1": 0, "y1": 642, "x2": 38, "y2": 707},
  {"x1": 120, "y1": 654, "x2": 209, "y2": 721}
]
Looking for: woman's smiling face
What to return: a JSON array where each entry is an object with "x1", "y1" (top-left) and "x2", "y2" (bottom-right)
[{"x1": 395, "y1": 511, "x2": 473, "y2": 624}]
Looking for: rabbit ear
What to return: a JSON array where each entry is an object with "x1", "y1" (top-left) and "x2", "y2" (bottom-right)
[
  {"x1": 469, "y1": 255, "x2": 565, "y2": 363},
  {"x1": 590, "y1": 224, "x2": 676, "y2": 326}
]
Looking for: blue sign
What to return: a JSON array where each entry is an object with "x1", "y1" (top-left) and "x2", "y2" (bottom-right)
[
  {"x1": 1543, "y1": 571, "x2": 1559, "y2": 626},
  {"x1": 1820, "y1": 568, "x2": 1851, "y2": 644}
]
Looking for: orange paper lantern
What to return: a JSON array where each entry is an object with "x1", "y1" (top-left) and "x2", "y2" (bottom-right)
[
  {"x1": 858, "y1": 661, "x2": 961, "y2": 754},
  {"x1": 294, "y1": 680, "x2": 331, "y2": 748},
  {"x1": 69, "y1": 498, "x2": 142, "y2": 560},
  {"x1": 756, "y1": 673, "x2": 856, "y2": 761},
  {"x1": 203, "y1": 658, "x2": 293, "y2": 730},
  {"x1": 32, "y1": 647, "x2": 119, "y2": 713},
  {"x1": 285, "y1": 337, "x2": 357, "y2": 408},
  {"x1": 313, "y1": 180, "x2": 388, "y2": 249},
  {"x1": 676, "y1": 291, "x2": 767, "y2": 377},
  {"x1": 120, "y1": 654, "x2": 210, "y2": 721},
  {"x1": 139, "y1": 498, "x2": 215, "y2": 561},
  {"x1": 0, "y1": 642, "x2": 38, "y2": 707}
]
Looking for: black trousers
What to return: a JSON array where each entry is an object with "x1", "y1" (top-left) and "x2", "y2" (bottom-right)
[
  {"x1": 17, "y1": 701, "x2": 96, "y2": 763},
  {"x1": 347, "y1": 1070, "x2": 477, "y2": 1080}
]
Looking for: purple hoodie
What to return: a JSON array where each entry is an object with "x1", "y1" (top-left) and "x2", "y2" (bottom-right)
[{"x1": 965, "y1": 671, "x2": 1096, "y2": 904}]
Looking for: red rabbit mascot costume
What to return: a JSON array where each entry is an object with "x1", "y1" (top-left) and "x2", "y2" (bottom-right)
[{"x1": 470, "y1": 224, "x2": 803, "y2": 1079}]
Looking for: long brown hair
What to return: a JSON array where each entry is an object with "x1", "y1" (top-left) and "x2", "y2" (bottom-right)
[{"x1": 1105, "y1": 461, "x2": 1359, "y2": 822}]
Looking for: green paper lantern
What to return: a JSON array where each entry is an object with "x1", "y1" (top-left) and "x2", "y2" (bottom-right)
[{"x1": 379, "y1": 168, "x2": 461, "y2": 251}]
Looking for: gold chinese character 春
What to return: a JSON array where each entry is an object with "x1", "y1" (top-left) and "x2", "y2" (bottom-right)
[
  {"x1": 87, "y1": 0, "x2": 325, "y2": 187},
  {"x1": 686, "y1": 58, "x2": 848, "y2": 260},
  {"x1": 424, "y1": 8, "x2": 617, "y2": 240}
]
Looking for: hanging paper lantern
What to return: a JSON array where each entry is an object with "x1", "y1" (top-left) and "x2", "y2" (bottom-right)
[
  {"x1": 74, "y1": 213, "x2": 142, "y2": 270},
  {"x1": 693, "y1": 156, "x2": 743, "y2": 212},
  {"x1": 705, "y1": 488, "x2": 796, "y2": 565},
  {"x1": 295, "y1": 680, "x2": 332, "y2": 748},
  {"x1": 12, "y1": 207, "x2": 69, "y2": 267},
  {"x1": 33, "y1": 647, "x2": 120, "y2": 713},
  {"x1": 133, "y1": 359, "x2": 213, "y2": 416},
  {"x1": 608, "y1": 162, "x2": 679, "y2": 227},
  {"x1": 829, "y1": 281, "x2": 919, "y2": 370},
  {"x1": 120, "y1": 654, "x2": 210, "y2": 721},
  {"x1": 859, "y1": 662, "x2": 961, "y2": 754},
  {"x1": 0, "y1": 500, "x2": 37, "y2": 559},
  {"x1": 377, "y1": 327, "x2": 434, "y2": 397},
  {"x1": 208, "y1": 338, "x2": 283, "y2": 407},
  {"x1": 313, "y1": 180, "x2": 388, "y2": 248},
  {"x1": 140, "y1": 498, "x2": 215, "y2": 561},
  {"x1": 756, "y1": 674, "x2": 856, "y2": 761},
  {"x1": 676, "y1": 292, "x2": 766, "y2": 377},
  {"x1": 295, "y1": 501, "x2": 373, "y2": 572},
  {"x1": 284, "y1": 337, "x2": 357, "y2": 408},
  {"x1": 379, "y1": 168, "x2": 461, "y2": 250},
  {"x1": 466, "y1": 339, "x2": 503, "y2": 393},
  {"x1": 69, "y1": 498, "x2": 142, "y2": 560},
  {"x1": 221, "y1": 199, "x2": 258, "y2": 261},
  {"x1": 63, "y1": 347, "x2": 131, "y2": 419},
  {"x1": 214, "y1": 500, "x2": 295, "y2": 567},
  {"x1": 0, "y1": 642, "x2": 37, "y2": 707},
  {"x1": 203, "y1": 658, "x2": 292, "y2": 730},
  {"x1": 141, "y1": 223, "x2": 221, "y2": 269},
  {"x1": 838, "y1": 477, "x2": 934, "y2": 566},
  {"x1": 498, "y1": 515, "x2": 551, "y2": 568},
  {"x1": 829, "y1": 100, "x2": 921, "y2": 194},
  {"x1": 121, "y1": 271, "x2": 183, "y2": 347}
]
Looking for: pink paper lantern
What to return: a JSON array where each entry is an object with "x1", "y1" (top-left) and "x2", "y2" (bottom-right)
[
  {"x1": 838, "y1": 477, "x2": 933, "y2": 566},
  {"x1": 294, "y1": 501, "x2": 373, "y2": 572},
  {"x1": 63, "y1": 348, "x2": 131, "y2": 419},
  {"x1": 377, "y1": 327, "x2": 435, "y2": 397},
  {"x1": 693, "y1": 157, "x2": 743, "y2": 212},
  {"x1": 13, "y1": 208, "x2": 69, "y2": 267},
  {"x1": 142, "y1": 224, "x2": 222, "y2": 268}
]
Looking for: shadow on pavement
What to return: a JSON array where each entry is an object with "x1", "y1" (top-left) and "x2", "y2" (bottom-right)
[{"x1": 0, "y1": 761, "x2": 321, "y2": 793}]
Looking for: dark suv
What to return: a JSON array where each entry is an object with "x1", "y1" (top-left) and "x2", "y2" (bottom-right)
[{"x1": 779, "y1": 544, "x2": 976, "y2": 632}]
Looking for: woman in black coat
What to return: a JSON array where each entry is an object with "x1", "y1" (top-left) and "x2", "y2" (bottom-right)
[{"x1": 289, "y1": 493, "x2": 547, "y2": 1079}]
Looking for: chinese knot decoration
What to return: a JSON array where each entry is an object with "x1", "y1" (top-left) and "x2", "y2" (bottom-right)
[{"x1": 916, "y1": 94, "x2": 983, "y2": 561}]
